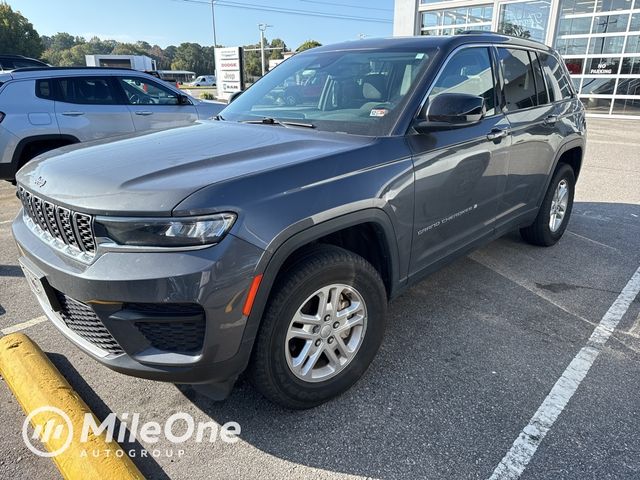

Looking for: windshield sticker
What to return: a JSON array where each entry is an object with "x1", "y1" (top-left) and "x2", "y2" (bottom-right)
[{"x1": 370, "y1": 108, "x2": 389, "y2": 117}]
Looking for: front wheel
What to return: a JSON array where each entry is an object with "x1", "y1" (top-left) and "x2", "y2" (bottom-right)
[
  {"x1": 520, "y1": 163, "x2": 575, "y2": 246},
  {"x1": 249, "y1": 245, "x2": 387, "y2": 409}
]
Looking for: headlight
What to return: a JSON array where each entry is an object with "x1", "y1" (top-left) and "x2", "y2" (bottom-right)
[{"x1": 95, "y1": 213, "x2": 236, "y2": 247}]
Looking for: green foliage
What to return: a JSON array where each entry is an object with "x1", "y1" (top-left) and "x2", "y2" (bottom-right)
[
  {"x1": 0, "y1": 2, "x2": 43, "y2": 58},
  {"x1": 296, "y1": 40, "x2": 322, "y2": 52},
  {"x1": 200, "y1": 92, "x2": 216, "y2": 100},
  {"x1": 171, "y1": 42, "x2": 215, "y2": 74}
]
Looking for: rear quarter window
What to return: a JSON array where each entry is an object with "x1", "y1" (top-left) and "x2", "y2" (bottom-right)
[{"x1": 35, "y1": 79, "x2": 54, "y2": 99}]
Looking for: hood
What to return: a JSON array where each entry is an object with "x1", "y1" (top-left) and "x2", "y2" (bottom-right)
[{"x1": 17, "y1": 121, "x2": 372, "y2": 216}]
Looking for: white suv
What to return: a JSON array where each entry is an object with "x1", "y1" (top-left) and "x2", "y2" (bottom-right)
[{"x1": 0, "y1": 67, "x2": 224, "y2": 181}]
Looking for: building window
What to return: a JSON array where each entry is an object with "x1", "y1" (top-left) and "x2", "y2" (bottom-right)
[
  {"x1": 581, "y1": 77, "x2": 617, "y2": 94},
  {"x1": 498, "y1": 1, "x2": 552, "y2": 43},
  {"x1": 612, "y1": 98, "x2": 640, "y2": 115},
  {"x1": 596, "y1": 0, "x2": 634, "y2": 12},
  {"x1": 592, "y1": 14, "x2": 629, "y2": 32},
  {"x1": 588, "y1": 35, "x2": 626, "y2": 54},
  {"x1": 560, "y1": 0, "x2": 597, "y2": 15},
  {"x1": 420, "y1": 5, "x2": 493, "y2": 36}
]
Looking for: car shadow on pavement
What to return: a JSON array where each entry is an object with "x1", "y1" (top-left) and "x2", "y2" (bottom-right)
[{"x1": 47, "y1": 354, "x2": 171, "y2": 480}]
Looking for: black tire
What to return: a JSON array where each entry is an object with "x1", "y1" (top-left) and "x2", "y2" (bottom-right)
[
  {"x1": 520, "y1": 163, "x2": 575, "y2": 246},
  {"x1": 249, "y1": 245, "x2": 387, "y2": 409}
]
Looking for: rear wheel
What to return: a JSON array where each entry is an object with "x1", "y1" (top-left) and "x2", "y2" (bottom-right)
[
  {"x1": 520, "y1": 163, "x2": 575, "y2": 246},
  {"x1": 249, "y1": 245, "x2": 387, "y2": 409}
]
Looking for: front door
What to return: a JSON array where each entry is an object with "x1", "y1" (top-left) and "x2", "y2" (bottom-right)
[
  {"x1": 54, "y1": 76, "x2": 135, "y2": 141},
  {"x1": 408, "y1": 46, "x2": 511, "y2": 278},
  {"x1": 117, "y1": 76, "x2": 198, "y2": 131}
]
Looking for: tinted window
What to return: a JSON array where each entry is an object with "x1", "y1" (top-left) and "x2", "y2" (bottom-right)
[
  {"x1": 538, "y1": 53, "x2": 573, "y2": 101},
  {"x1": 498, "y1": 48, "x2": 537, "y2": 111},
  {"x1": 57, "y1": 77, "x2": 119, "y2": 105},
  {"x1": 35, "y1": 79, "x2": 53, "y2": 99},
  {"x1": 530, "y1": 52, "x2": 549, "y2": 105},
  {"x1": 429, "y1": 47, "x2": 496, "y2": 115},
  {"x1": 119, "y1": 77, "x2": 179, "y2": 105}
]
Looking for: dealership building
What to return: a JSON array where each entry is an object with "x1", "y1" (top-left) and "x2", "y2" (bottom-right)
[{"x1": 394, "y1": 0, "x2": 640, "y2": 117}]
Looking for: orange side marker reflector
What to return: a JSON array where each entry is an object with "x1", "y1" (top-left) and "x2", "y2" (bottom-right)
[{"x1": 243, "y1": 274, "x2": 263, "y2": 316}]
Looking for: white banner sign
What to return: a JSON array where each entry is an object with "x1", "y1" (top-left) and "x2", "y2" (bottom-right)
[{"x1": 215, "y1": 47, "x2": 243, "y2": 100}]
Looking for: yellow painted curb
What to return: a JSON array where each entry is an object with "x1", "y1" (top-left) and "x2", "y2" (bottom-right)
[{"x1": 0, "y1": 333, "x2": 144, "y2": 480}]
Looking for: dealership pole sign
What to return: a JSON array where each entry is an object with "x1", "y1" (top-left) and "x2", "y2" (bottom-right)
[{"x1": 215, "y1": 47, "x2": 245, "y2": 101}]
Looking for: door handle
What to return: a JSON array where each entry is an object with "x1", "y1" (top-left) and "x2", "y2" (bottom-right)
[
  {"x1": 544, "y1": 115, "x2": 559, "y2": 126},
  {"x1": 61, "y1": 111, "x2": 84, "y2": 117},
  {"x1": 486, "y1": 128, "x2": 509, "y2": 141},
  {"x1": 134, "y1": 111, "x2": 153, "y2": 116}
]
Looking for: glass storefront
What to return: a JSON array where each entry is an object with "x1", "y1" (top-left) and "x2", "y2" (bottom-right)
[
  {"x1": 555, "y1": 0, "x2": 640, "y2": 115},
  {"x1": 414, "y1": 0, "x2": 640, "y2": 117}
]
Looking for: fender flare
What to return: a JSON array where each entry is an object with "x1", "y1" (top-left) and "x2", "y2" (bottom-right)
[
  {"x1": 239, "y1": 208, "x2": 401, "y2": 354},
  {"x1": 536, "y1": 136, "x2": 585, "y2": 207}
]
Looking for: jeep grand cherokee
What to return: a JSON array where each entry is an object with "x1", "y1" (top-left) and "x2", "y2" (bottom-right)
[{"x1": 13, "y1": 34, "x2": 586, "y2": 409}]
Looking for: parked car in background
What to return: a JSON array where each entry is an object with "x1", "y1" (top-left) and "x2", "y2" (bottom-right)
[
  {"x1": 0, "y1": 54, "x2": 48, "y2": 72},
  {"x1": 187, "y1": 75, "x2": 216, "y2": 86},
  {"x1": 0, "y1": 67, "x2": 224, "y2": 181},
  {"x1": 12, "y1": 34, "x2": 585, "y2": 409}
]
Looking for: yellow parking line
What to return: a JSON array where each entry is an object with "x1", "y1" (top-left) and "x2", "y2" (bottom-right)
[{"x1": 0, "y1": 333, "x2": 144, "y2": 479}]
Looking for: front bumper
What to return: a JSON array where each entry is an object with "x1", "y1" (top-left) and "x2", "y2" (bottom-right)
[{"x1": 12, "y1": 212, "x2": 265, "y2": 389}]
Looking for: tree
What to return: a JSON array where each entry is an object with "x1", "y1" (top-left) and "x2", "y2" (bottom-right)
[
  {"x1": 296, "y1": 40, "x2": 322, "y2": 52},
  {"x1": 269, "y1": 38, "x2": 287, "y2": 60},
  {"x1": 0, "y1": 2, "x2": 44, "y2": 58},
  {"x1": 171, "y1": 42, "x2": 214, "y2": 75}
]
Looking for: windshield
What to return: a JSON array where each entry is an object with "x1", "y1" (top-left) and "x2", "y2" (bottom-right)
[{"x1": 221, "y1": 48, "x2": 437, "y2": 136}]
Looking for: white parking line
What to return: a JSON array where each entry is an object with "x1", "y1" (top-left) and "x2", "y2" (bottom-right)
[
  {"x1": 0, "y1": 219, "x2": 13, "y2": 225},
  {"x1": 488, "y1": 265, "x2": 640, "y2": 480},
  {"x1": 566, "y1": 230, "x2": 620, "y2": 253},
  {"x1": 1, "y1": 315, "x2": 47, "y2": 335}
]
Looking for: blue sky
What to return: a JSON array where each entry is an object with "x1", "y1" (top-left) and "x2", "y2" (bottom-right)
[{"x1": 9, "y1": 0, "x2": 395, "y2": 50}]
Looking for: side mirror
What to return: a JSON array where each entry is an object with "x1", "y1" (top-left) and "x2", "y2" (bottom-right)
[
  {"x1": 416, "y1": 93, "x2": 486, "y2": 131},
  {"x1": 178, "y1": 94, "x2": 191, "y2": 105},
  {"x1": 228, "y1": 90, "x2": 244, "y2": 104}
]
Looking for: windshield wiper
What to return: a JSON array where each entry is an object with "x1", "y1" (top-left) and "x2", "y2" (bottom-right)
[
  {"x1": 241, "y1": 117, "x2": 315, "y2": 129},
  {"x1": 214, "y1": 114, "x2": 225, "y2": 121}
]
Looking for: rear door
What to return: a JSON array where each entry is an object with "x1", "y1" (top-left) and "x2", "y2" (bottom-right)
[
  {"x1": 408, "y1": 46, "x2": 511, "y2": 278},
  {"x1": 116, "y1": 76, "x2": 198, "y2": 131},
  {"x1": 53, "y1": 76, "x2": 135, "y2": 141},
  {"x1": 494, "y1": 48, "x2": 560, "y2": 228}
]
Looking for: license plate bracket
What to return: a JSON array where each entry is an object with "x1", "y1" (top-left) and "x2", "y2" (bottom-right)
[{"x1": 19, "y1": 259, "x2": 60, "y2": 312}]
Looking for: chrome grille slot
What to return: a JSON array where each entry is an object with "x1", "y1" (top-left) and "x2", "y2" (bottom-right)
[{"x1": 18, "y1": 186, "x2": 96, "y2": 257}]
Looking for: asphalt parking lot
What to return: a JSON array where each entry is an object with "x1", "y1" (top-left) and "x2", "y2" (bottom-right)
[{"x1": 1, "y1": 117, "x2": 639, "y2": 480}]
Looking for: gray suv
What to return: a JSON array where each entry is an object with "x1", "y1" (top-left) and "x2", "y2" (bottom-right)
[
  {"x1": 13, "y1": 34, "x2": 586, "y2": 409},
  {"x1": 0, "y1": 67, "x2": 223, "y2": 181}
]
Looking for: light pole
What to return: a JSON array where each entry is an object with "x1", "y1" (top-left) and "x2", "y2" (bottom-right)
[
  {"x1": 258, "y1": 23, "x2": 273, "y2": 76},
  {"x1": 210, "y1": 0, "x2": 217, "y2": 47}
]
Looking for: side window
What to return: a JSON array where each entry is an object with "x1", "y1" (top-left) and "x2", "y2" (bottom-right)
[
  {"x1": 497, "y1": 48, "x2": 537, "y2": 111},
  {"x1": 539, "y1": 53, "x2": 573, "y2": 102},
  {"x1": 35, "y1": 79, "x2": 54, "y2": 100},
  {"x1": 429, "y1": 47, "x2": 496, "y2": 116},
  {"x1": 57, "y1": 77, "x2": 119, "y2": 105},
  {"x1": 118, "y1": 77, "x2": 180, "y2": 105},
  {"x1": 530, "y1": 51, "x2": 549, "y2": 105}
]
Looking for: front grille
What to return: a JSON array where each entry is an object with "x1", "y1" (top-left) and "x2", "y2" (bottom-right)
[
  {"x1": 55, "y1": 292, "x2": 124, "y2": 355},
  {"x1": 18, "y1": 186, "x2": 96, "y2": 255}
]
